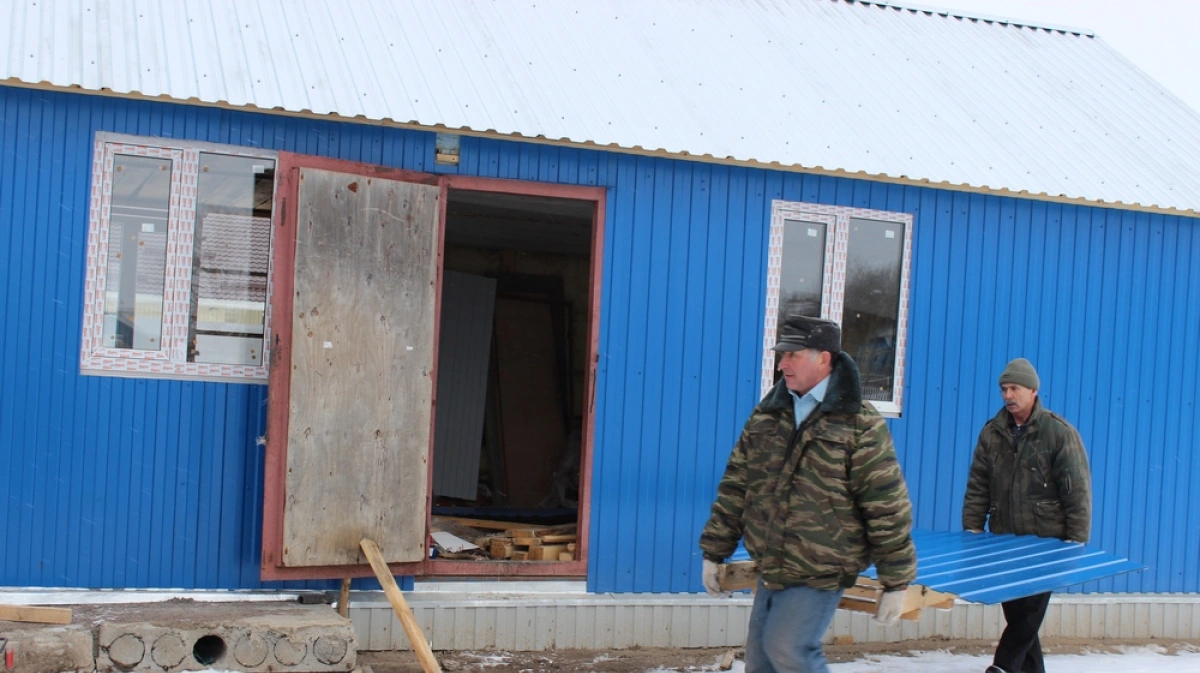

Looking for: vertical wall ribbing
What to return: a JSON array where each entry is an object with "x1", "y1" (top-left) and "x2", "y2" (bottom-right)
[{"x1": 1, "y1": 84, "x2": 1198, "y2": 594}]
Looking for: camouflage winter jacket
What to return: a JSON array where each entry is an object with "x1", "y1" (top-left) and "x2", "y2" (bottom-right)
[
  {"x1": 699, "y1": 352, "x2": 917, "y2": 591},
  {"x1": 962, "y1": 399, "x2": 1092, "y2": 542}
]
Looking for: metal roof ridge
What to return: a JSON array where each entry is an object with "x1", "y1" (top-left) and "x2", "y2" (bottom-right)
[{"x1": 851, "y1": 0, "x2": 1096, "y2": 37}]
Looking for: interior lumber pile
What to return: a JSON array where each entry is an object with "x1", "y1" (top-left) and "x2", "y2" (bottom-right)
[{"x1": 431, "y1": 516, "x2": 578, "y2": 561}]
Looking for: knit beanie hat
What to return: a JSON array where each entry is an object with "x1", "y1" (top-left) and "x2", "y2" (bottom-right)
[{"x1": 998, "y1": 358, "x2": 1040, "y2": 390}]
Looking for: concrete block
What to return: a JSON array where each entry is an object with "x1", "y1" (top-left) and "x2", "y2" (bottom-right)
[
  {"x1": 91, "y1": 603, "x2": 356, "y2": 673},
  {"x1": 0, "y1": 625, "x2": 94, "y2": 673}
]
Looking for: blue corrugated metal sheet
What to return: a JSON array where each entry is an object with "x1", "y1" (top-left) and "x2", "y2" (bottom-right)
[
  {"x1": 730, "y1": 530, "x2": 1143, "y2": 604},
  {"x1": 1, "y1": 84, "x2": 1198, "y2": 596},
  {"x1": 876, "y1": 531, "x2": 1144, "y2": 604},
  {"x1": 893, "y1": 194, "x2": 1200, "y2": 595},
  {"x1": 0, "y1": 85, "x2": 428, "y2": 591}
]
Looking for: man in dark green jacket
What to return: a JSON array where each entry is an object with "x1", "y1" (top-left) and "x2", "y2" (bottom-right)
[
  {"x1": 963, "y1": 358, "x2": 1092, "y2": 673},
  {"x1": 699, "y1": 316, "x2": 916, "y2": 673}
]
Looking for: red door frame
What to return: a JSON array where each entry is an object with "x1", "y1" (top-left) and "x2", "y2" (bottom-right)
[
  {"x1": 425, "y1": 175, "x2": 606, "y2": 578},
  {"x1": 262, "y1": 160, "x2": 606, "y2": 580}
]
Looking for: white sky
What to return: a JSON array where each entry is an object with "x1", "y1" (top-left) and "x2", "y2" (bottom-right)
[{"x1": 923, "y1": 0, "x2": 1200, "y2": 113}]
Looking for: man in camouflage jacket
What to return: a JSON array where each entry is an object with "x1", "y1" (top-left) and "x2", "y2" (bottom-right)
[
  {"x1": 699, "y1": 316, "x2": 916, "y2": 673},
  {"x1": 963, "y1": 357, "x2": 1091, "y2": 673}
]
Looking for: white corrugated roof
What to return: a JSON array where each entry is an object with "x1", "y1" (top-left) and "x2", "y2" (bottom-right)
[{"x1": 4, "y1": 0, "x2": 1200, "y2": 214}]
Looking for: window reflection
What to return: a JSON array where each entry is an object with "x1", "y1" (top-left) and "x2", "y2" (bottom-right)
[
  {"x1": 778, "y1": 218, "x2": 827, "y2": 321},
  {"x1": 843, "y1": 218, "x2": 904, "y2": 403},
  {"x1": 187, "y1": 154, "x2": 276, "y2": 366},
  {"x1": 774, "y1": 218, "x2": 827, "y2": 379},
  {"x1": 103, "y1": 155, "x2": 171, "y2": 350}
]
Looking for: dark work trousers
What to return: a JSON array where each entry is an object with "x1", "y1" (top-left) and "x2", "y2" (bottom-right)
[{"x1": 994, "y1": 591, "x2": 1052, "y2": 673}]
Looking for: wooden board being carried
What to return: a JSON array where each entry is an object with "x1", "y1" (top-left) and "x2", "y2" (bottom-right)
[{"x1": 717, "y1": 561, "x2": 955, "y2": 621}]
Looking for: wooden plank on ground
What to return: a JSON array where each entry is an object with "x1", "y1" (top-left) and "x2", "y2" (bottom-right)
[
  {"x1": 526, "y1": 544, "x2": 570, "y2": 561},
  {"x1": 431, "y1": 516, "x2": 491, "y2": 540},
  {"x1": 337, "y1": 578, "x2": 352, "y2": 618},
  {"x1": 0, "y1": 605, "x2": 72, "y2": 625},
  {"x1": 360, "y1": 539, "x2": 441, "y2": 673},
  {"x1": 489, "y1": 539, "x2": 514, "y2": 559},
  {"x1": 446, "y1": 517, "x2": 550, "y2": 532},
  {"x1": 503, "y1": 524, "x2": 573, "y2": 538}
]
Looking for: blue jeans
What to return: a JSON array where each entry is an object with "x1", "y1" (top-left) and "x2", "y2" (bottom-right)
[{"x1": 745, "y1": 580, "x2": 844, "y2": 673}]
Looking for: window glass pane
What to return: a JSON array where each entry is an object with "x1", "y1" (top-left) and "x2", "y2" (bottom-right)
[
  {"x1": 778, "y1": 218, "x2": 826, "y2": 324},
  {"x1": 844, "y1": 218, "x2": 904, "y2": 403},
  {"x1": 188, "y1": 153, "x2": 276, "y2": 366},
  {"x1": 103, "y1": 155, "x2": 171, "y2": 350},
  {"x1": 773, "y1": 218, "x2": 827, "y2": 380}
]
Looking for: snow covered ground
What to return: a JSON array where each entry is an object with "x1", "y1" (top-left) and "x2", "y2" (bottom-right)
[
  {"x1": 690, "y1": 645, "x2": 1200, "y2": 673},
  {"x1": 102, "y1": 644, "x2": 1200, "y2": 673}
]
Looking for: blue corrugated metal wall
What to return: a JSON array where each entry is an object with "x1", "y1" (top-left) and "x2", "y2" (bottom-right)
[{"x1": 2, "y1": 85, "x2": 1198, "y2": 595}]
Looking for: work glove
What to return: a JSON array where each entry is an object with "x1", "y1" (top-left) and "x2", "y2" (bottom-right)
[
  {"x1": 873, "y1": 588, "x2": 906, "y2": 626},
  {"x1": 701, "y1": 559, "x2": 730, "y2": 597}
]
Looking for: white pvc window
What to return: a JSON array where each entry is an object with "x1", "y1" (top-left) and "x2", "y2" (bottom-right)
[
  {"x1": 80, "y1": 133, "x2": 278, "y2": 382},
  {"x1": 761, "y1": 201, "x2": 914, "y2": 416}
]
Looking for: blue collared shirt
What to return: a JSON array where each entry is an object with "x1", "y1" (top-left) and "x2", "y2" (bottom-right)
[{"x1": 790, "y1": 375, "x2": 830, "y2": 426}]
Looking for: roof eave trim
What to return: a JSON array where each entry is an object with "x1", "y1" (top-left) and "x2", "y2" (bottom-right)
[{"x1": 5, "y1": 78, "x2": 1193, "y2": 219}]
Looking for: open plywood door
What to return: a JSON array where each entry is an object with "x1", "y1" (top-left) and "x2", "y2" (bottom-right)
[{"x1": 262, "y1": 153, "x2": 442, "y2": 580}]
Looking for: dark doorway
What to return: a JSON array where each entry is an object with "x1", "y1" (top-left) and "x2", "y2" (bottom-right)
[{"x1": 429, "y1": 184, "x2": 599, "y2": 570}]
